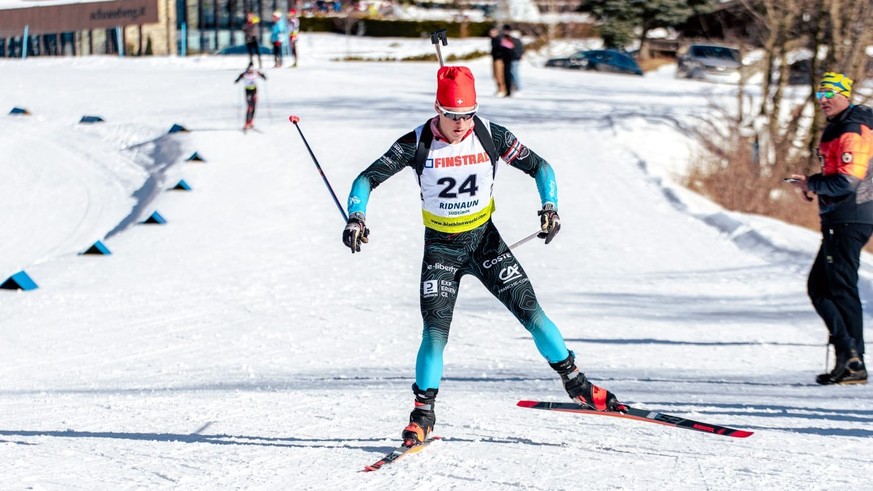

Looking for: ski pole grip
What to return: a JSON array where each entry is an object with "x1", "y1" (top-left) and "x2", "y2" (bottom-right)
[
  {"x1": 430, "y1": 29, "x2": 447, "y2": 46},
  {"x1": 430, "y1": 30, "x2": 448, "y2": 67}
]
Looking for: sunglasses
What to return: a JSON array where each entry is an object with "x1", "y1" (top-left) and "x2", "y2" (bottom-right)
[
  {"x1": 438, "y1": 104, "x2": 478, "y2": 121},
  {"x1": 816, "y1": 90, "x2": 837, "y2": 100}
]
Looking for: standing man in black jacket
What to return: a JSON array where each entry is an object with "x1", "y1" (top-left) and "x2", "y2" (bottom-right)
[
  {"x1": 788, "y1": 72, "x2": 873, "y2": 385},
  {"x1": 498, "y1": 25, "x2": 522, "y2": 97},
  {"x1": 488, "y1": 27, "x2": 506, "y2": 96}
]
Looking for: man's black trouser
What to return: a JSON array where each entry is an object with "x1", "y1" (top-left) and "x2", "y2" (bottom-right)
[
  {"x1": 808, "y1": 222, "x2": 873, "y2": 358},
  {"x1": 245, "y1": 89, "x2": 257, "y2": 124}
]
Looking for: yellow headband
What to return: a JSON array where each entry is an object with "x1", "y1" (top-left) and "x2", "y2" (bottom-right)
[{"x1": 818, "y1": 72, "x2": 853, "y2": 97}]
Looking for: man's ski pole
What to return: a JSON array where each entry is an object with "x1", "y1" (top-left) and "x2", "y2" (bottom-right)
[
  {"x1": 263, "y1": 78, "x2": 273, "y2": 122},
  {"x1": 430, "y1": 29, "x2": 447, "y2": 67},
  {"x1": 509, "y1": 230, "x2": 542, "y2": 250},
  {"x1": 288, "y1": 115, "x2": 348, "y2": 222}
]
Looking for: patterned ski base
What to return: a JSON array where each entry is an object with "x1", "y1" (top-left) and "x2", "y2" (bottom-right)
[
  {"x1": 363, "y1": 436, "x2": 441, "y2": 472},
  {"x1": 517, "y1": 400, "x2": 753, "y2": 438}
]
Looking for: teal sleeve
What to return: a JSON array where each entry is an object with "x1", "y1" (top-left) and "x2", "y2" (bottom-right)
[
  {"x1": 347, "y1": 175, "x2": 372, "y2": 217},
  {"x1": 534, "y1": 162, "x2": 558, "y2": 209}
]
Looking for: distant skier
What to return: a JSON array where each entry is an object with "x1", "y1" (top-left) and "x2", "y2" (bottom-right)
[{"x1": 234, "y1": 63, "x2": 267, "y2": 131}]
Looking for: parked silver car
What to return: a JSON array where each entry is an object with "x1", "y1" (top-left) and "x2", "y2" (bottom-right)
[{"x1": 676, "y1": 44, "x2": 742, "y2": 83}]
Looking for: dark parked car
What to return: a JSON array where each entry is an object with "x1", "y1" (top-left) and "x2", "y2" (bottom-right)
[
  {"x1": 676, "y1": 44, "x2": 742, "y2": 83},
  {"x1": 545, "y1": 49, "x2": 643, "y2": 76}
]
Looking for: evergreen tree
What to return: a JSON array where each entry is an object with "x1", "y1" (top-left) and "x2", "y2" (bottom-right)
[{"x1": 580, "y1": 0, "x2": 716, "y2": 55}]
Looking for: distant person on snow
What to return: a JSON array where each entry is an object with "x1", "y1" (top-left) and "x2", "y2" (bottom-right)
[
  {"x1": 788, "y1": 71, "x2": 873, "y2": 385},
  {"x1": 342, "y1": 66, "x2": 627, "y2": 447},
  {"x1": 270, "y1": 11, "x2": 285, "y2": 68},
  {"x1": 498, "y1": 25, "x2": 523, "y2": 96},
  {"x1": 488, "y1": 26, "x2": 506, "y2": 96},
  {"x1": 234, "y1": 63, "x2": 267, "y2": 130},
  {"x1": 287, "y1": 9, "x2": 300, "y2": 67},
  {"x1": 243, "y1": 12, "x2": 262, "y2": 69}
]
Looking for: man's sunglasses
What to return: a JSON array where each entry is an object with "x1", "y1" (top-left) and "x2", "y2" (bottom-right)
[
  {"x1": 816, "y1": 90, "x2": 837, "y2": 100},
  {"x1": 438, "y1": 104, "x2": 478, "y2": 121}
]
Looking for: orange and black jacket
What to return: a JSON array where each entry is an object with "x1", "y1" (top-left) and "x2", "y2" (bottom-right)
[{"x1": 808, "y1": 104, "x2": 873, "y2": 224}]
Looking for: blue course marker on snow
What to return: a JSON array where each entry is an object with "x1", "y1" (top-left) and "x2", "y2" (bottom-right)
[
  {"x1": 0, "y1": 271, "x2": 38, "y2": 290},
  {"x1": 168, "y1": 123, "x2": 189, "y2": 134},
  {"x1": 186, "y1": 151, "x2": 206, "y2": 162},
  {"x1": 171, "y1": 179, "x2": 192, "y2": 191},
  {"x1": 79, "y1": 115, "x2": 105, "y2": 123},
  {"x1": 142, "y1": 211, "x2": 167, "y2": 224},
  {"x1": 80, "y1": 240, "x2": 112, "y2": 255},
  {"x1": 9, "y1": 107, "x2": 31, "y2": 115}
]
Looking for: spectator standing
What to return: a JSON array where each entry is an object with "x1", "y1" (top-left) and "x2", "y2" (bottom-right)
[
  {"x1": 489, "y1": 27, "x2": 506, "y2": 96},
  {"x1": 243, "y1": 12, "x2": 262, "y2": 68},
  {"x1": 509, "y1": 28, "x2": 524, "y2": 93},
  {"x1": 498, "y1": 25, "x2": 522, "y2": 97},
  {"x1": 287, "y1": 9, "x2": 300, "y2": 67},
  {"x1": 788, "y1": 72, "x2": 873, "y2": 385},
  {"x1": 270, "y1": 11, "x2": 285, "y2": 67}
]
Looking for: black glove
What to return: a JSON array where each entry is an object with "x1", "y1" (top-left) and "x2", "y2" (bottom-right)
[
  {"x1": 342, "y1": 212, "x2": 369, "y2": 253},
  {"x1": 537, "y1": 203, "x2": 560, "y2": 244}
]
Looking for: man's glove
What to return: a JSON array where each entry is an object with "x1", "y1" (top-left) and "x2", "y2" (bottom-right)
[
  {"x1": 537, "y1": 203, "x2": 560, "y2": 244},
  {"x1": 342, "y1": 212, "x2": 369, "y2": 253}
]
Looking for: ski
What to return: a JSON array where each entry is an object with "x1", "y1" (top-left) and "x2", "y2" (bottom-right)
[
  {"x1": 517, "y1": 400, "x2": 753, "y2": 438},
  {"x1": 362, "y1": 436, "x2": 441, "y2": 472}
]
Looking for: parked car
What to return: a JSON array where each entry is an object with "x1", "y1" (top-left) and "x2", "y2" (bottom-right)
[
  {"x1": 786, "y1": 58, "x2": 813, "y2": 85},
  {"x1": 676, "y1": 44, "x2": 742, "y2": 83},
  {"x1": 545, "y1": 49, "x2": 643, "y2": 76}
]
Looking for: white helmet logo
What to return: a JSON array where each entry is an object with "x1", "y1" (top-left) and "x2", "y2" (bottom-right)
[{"x1": 842, "y1": 152, "x2": 853, "y2": 163}]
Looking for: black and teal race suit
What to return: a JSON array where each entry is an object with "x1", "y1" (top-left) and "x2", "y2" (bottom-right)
[{"x1": 347, "y1": 116, "x2": 570, "y2": 391}]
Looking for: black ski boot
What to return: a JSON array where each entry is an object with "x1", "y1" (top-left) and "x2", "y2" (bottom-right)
[
  {"x1": 550, "y1": 352, "x2": 627, "y2": 412},
  {"x1": 817, "y1": 348, "x2": 867, "y2": 385},
  {"x1": 402, "y1": 384, "x2": 438, "y2": 446}
]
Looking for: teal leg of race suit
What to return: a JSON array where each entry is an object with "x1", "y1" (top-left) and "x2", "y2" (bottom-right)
[{"x1": 416, "y1": 220, "x2": 569, "y2": 390}]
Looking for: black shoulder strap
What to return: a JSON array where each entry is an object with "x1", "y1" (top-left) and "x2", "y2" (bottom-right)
[
  {"x1": 414, "y1": 116, "x2": 499, "y2": 176},
  {"x1": 473, "y1": 116, "x2": 499, "y2": 171},
  {"x1": 414, "y1": 120, "x2": 434, "y2": 176}
]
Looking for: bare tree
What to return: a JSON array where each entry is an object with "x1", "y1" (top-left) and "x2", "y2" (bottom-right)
[
  {"x1": 738, "y1": 0, "x2": 871, "y2": 173},
  {"x1": 685, "y1": 0, "x2": 873, "y2": 232}
]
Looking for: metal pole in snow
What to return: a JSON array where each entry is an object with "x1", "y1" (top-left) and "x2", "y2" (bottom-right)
[
  {"x1": 116, "y1": 26, "x2": 124, "y2": 57},
  {"x1": 22, "y1": 25, "x2": 29, "y2": 60}
]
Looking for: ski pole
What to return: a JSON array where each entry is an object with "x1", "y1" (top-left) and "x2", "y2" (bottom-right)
[
  {"x1": 288, "y1": 115, "x2": 348, "y2": 222},
  {"x1": 263, "y1": 78, "x2": 272, "y2": 122},
  {"x1": 509, "y1": 230, "x2": 542, "y2": 250},
  {"x1": 237, "y1": 86, "x2": 242, "y2": 126},
  {"x1": 430, "y1": 29, "x2": 447, "y2": 67},
  {"x1": 824, "y1": 338, "x2": 830, "y2": 374}
]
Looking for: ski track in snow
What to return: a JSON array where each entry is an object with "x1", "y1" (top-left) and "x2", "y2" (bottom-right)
[{"x1": 1, "y1": 34, "x2": 872, "y2": 489}]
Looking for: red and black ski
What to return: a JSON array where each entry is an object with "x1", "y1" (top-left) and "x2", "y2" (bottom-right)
[
  {"x1": 517, "y1": 400, "x2": 753, "y2": 438},
  {"x1": 362, "y1": 436, "x2": 441, "y2": 472}
]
